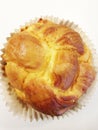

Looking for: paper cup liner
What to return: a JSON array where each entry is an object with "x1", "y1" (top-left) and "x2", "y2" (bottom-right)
[{"x1": 0, "y1": 16, "x2": 98, "y2": 121}]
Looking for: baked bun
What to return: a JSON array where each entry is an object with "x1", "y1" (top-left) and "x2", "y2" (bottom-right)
[{"x1": 2, "y1": 18, "x2": 95, "y2": 116}]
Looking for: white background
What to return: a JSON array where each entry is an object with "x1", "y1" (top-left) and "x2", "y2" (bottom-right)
[{"x1": 0, "y1": 0, "x2": 98, "y2": 130}]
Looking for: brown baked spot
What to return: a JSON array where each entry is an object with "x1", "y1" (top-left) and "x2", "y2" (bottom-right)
[
  {"x1": 56, "y1": 31, "x2": 84, "y2": 54},
  {"x1": 44, "y1": 26, "x2": 57, "y2": 36}
]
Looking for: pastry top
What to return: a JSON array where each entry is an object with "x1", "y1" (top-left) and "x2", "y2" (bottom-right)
[{"x1": 2, "y1": 18, "x2": 95, "y2": 116}]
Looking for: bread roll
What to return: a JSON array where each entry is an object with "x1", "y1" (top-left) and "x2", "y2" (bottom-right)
[{"x1": 2, "y1": 18, "x2": 95, "y2": 116}]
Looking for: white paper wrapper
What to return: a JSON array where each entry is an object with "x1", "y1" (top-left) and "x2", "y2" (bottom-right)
[{"x1": 0, "y1": 16, "x2": 98, "y2": 121}]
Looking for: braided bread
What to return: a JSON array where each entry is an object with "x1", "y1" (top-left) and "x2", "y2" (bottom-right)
[{"x1": 2, "y1": 18, "x2": 95, "y2": 116}]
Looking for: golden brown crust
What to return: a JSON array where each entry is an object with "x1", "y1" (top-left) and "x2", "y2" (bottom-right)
[{"x1": 2, "y1": 18, "x2": 96, "y2": 116}]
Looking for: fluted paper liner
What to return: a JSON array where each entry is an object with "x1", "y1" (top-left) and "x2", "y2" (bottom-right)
[{"x1": 0, "y1": 16, "x2": 98, "y2": 121}]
